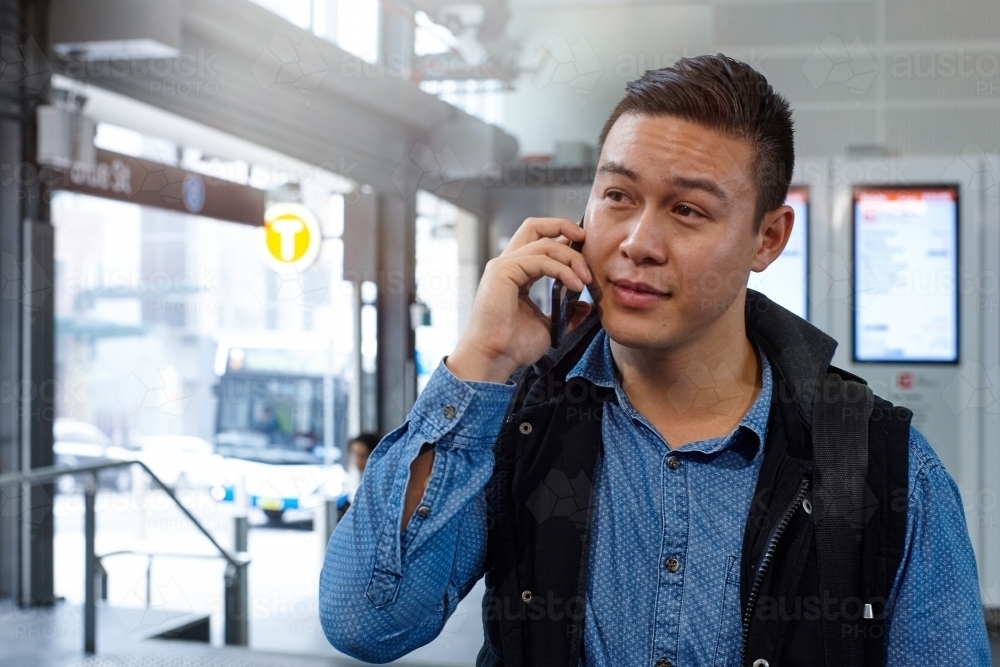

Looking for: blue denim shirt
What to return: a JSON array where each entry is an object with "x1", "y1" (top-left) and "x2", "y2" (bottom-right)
[{"x1": 319, "y1": 330, "x2": 990, "y2": 665}]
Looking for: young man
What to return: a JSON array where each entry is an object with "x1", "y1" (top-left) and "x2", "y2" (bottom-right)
[
  {"x1": 335, "y1": 432, "x2": 382, "y2": 520},
  {"x1": 346, "y1": 432, "x2": 380, "y2": 477},
  {"x1": 319, "y1": 55, "x2": 990, "y2": 666}
]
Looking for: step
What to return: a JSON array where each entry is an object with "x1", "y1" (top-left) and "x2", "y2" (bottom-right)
[
  {"x1": 66, "y1": 641, "x2": 362, "y2": 667},
  {"x1": 0, "y1": 601, "x2": 209, "y2": 667}
]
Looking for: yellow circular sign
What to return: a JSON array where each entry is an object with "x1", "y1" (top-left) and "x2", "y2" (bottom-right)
[{"x1": 261, "y1": 204, "x2": 321, "y2": 271}]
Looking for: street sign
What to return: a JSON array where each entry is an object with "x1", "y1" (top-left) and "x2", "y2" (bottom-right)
[
  {"x1": 59, "y1": 149, "x2": 266, "y2": 226},
  {"x1": 261, "y1": 203, "x2": 322, "y2": 271}
]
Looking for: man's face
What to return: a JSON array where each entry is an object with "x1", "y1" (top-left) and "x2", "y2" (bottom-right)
[
  {"x1": 584, "y1": 113, "x2": 769, "y2": 351},
  {"x1": 349, "y1": 441, "x2": 371, "y2": 474}
]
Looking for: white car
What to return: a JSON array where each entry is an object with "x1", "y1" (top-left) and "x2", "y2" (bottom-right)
[
  {"x1": 210, "y1": 458, "x2": 347, "y2": 523},
  {"x1": 122, "y1": 435, "x2": 226, "y2": 491},
  {"x1": 53, "y1": 418, "x2": 130, "y2": 492}
]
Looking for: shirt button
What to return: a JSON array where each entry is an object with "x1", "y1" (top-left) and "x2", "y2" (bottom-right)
[
  {"x1": 521, "y1": 589, "x2": 532, "y2": 603},
  {"x1": 416, "y1": 506, "x2": 431, "y2": 518},
  {"x1": 666, "y1": 455, "x2": 680, "y2": 470},
  {"x1": 442, "y1": 404, "x2": 456, "y2": 419},
  {"x1": 655, "y1": 659, "x2": 672, "y2": 667},
  {"x1": 519, "y1": 422, "x2": 532, "y2": 435},
  {"x1": 752, "y1": 660, "x2": 770, "y2": 667},
  {"x1": 664, "y1": 557, "x2": 680, "y2": 572}
]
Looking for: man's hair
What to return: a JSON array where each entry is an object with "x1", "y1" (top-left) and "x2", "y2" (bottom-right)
[
  {"x1": 596, "y1": 54, "x2": 794, "y2": 232},
  {"x1": 349, "y1": 432, "x2": 381, "y2": 454}
]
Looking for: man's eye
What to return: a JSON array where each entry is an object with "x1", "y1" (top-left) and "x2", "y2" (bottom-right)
[
  {"x1": 607, "y1": 190, "x2": 627, "y2": 202},
  {"x1": 676, "y1": 204, "x2": 702, "y2": 217}
]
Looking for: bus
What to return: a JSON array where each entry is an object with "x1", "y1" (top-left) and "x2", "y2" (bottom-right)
[{"x1": 209, "y1": 334, "x2": 350, "y2": 523}]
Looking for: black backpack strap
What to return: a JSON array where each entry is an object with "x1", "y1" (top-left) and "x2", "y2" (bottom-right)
[{"x1": 811, "y1": 373, "x2": 875, "y2": 666}]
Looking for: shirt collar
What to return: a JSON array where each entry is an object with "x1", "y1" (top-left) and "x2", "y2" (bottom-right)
[{"x1": 566, "y1": 329, "x2": 772, "y2": 456}]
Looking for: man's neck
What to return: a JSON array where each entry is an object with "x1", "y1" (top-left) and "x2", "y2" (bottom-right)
[{"x1": 608, "y1": 296, "x2": 763, "y2": 450}]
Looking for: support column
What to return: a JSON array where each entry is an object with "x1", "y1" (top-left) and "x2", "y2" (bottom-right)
[
  {"x1": 20, "y1": 220, "x2": 55, "y2": 606},
  {"x1": 343, "y1": 187, "x2": 379, "y2": 433},
  {"x1": 0, "y1": 0, "x2": 54, "y2": 605},
  {"x1": 379, "y1": 0, "x2": 414, "y2": 79},
  {"x1": 377, "y1": 192, "x2": 416, "y2": 432},
  {"x1": 0, "y1": 61, "x2": 25, "y2": 605}
]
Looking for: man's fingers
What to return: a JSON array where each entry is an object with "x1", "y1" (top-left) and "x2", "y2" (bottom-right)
[
  {"x1": 505, "y1": 238, "x2": 592, "y2": 283},
  {"x1": 505, "y1": 255, "x2": 586, "y2": 292},
  {"x1": 506, "y1": 217, "x2": 585, "y2": 252}
]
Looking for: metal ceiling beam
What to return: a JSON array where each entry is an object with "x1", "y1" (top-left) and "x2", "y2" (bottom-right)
[{"x1": 52, "y1": 0, "x2": 518, "y2": 195}]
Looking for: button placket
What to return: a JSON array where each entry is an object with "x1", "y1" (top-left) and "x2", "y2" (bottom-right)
[{"x1": 654, "y1": 435, "x2": 688, "y2": 663}]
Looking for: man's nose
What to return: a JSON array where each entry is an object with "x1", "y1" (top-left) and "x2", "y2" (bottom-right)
[{"x1": 619, "y1": 209, "x2": 668, "y2": 264}]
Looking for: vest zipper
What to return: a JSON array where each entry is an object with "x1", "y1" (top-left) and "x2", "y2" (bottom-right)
[{"x1": 740, "y1": 476, "x2": 810, "y2": 666}]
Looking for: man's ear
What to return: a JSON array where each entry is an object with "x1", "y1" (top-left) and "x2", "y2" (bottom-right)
[{"x1": 750, "y1": 204, "x2": 795, "y2": 273}]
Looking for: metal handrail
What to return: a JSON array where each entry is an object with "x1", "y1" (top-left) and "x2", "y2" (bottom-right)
[
  {"x1": 0, "y1": 460, "x2": 250, "y2": 654},
  {"x1": 0, "y1": 461, "x2": 240, "y2": 567},
  {"x1": 97, "y1": 549, "x2": 229, "y2": 609},
  {"x1": 99, "y1": 549, "x2": 227, "y2": 561}
]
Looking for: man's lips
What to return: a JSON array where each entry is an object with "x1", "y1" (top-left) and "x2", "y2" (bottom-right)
[{"x1": 610, "y1": 279, "x2": 670, "y2": 307}]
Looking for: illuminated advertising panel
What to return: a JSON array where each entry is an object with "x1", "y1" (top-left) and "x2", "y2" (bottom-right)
[
  {"x1": 853, "y1": 186, "x2": 959, "y2": 363},
  {"x1": 748, "y1": 186, "x2": 809, "y2": 318}
]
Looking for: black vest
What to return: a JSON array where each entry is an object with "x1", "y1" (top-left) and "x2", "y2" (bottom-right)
[{"x1": 477, "y1": 291, "x2": 911, "y2": 667}]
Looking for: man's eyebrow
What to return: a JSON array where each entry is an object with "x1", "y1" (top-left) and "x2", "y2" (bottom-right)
[
  {"x1": 597, "y1": 161, "x2": 732, "y2": 203},
  {"x1": 669, "y1": 176, "x2": 732, "y2": 203},
  {"x1": 596, "y1": 160, "x2": 639, "y2": 181}
]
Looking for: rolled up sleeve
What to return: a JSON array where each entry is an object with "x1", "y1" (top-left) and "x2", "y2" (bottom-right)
[{"x1": 319, "y1": 358, "x2": 516, "y2": 663}]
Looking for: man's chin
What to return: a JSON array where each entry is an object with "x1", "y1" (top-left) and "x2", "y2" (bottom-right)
[{"x1": 599, "y1": 311, "x2": 687, "y2": 351}]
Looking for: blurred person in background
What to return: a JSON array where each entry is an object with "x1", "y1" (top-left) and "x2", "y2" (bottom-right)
[
  {"x1": 347, "y1": 433, "x2": 380, "y2": 478},
  {"x1": 337, "y1": 432, "x2": 381, "y2": 520}
]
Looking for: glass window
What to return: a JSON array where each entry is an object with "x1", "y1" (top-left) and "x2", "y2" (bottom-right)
[
  {"x1": 413, "y1": 191, "x2": 479, "y2": 393},
  {"x1": 415, "y1": 10, "x2": 455, "y2": 56},
  {"x1": 246, "y1": 0, "x2": 379, "y2": 64},
  {"x1": 336, "y1": 0, "x2": 379, "y2": 63},
  {"x1": 419, "y1": 78, "x2": 507, "y2": 127},
  {"x1": 52, "y1": 188, "x2": 355, "y2": 455},
  {"x1": 247, "y1": 0, "x2": 314, "y2": 30}
]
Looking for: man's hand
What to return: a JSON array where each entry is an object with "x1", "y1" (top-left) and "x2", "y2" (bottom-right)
[
  {"x1": 402, "y1": 217, "x2": 592, "y2": 531},
  {"x1": 446, "y1": 217, "x2": 593, "y2": 384}
]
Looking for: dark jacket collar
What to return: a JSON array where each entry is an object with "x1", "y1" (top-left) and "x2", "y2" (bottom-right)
[
  {"x1": 743, "y1": 289, "x2": 838, "y2": 422},
  {"x1": 529, "y1": 289, "x2": 838, "y2": 421}
]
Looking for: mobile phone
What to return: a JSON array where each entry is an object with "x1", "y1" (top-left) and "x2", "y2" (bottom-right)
[{"x1": 550, "y1": 214, "x2": 586, "y2": 348}]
